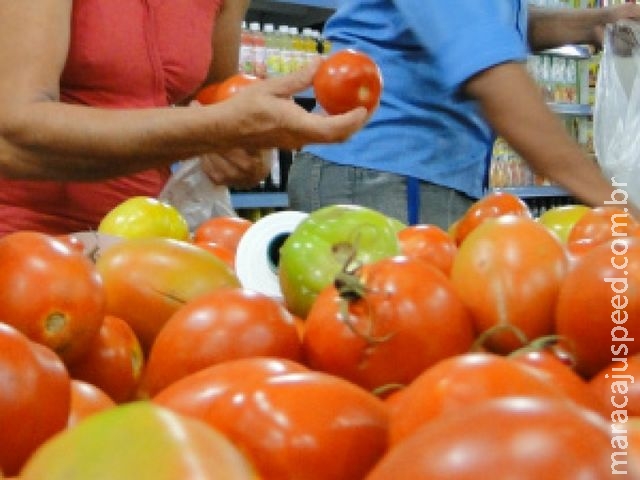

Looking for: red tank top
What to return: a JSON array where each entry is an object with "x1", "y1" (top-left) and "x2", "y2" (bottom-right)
[{"x1": 0, "y1": 0, "x2": 223, "y2": 236}]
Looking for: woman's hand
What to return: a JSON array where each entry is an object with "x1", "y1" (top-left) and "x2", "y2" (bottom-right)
[
  {"x1": 199, "y1": 148, "x2": 272, "y2": 189},
  {"x1": 202, "y1": 59, "x2": 369, "y2": 152}
]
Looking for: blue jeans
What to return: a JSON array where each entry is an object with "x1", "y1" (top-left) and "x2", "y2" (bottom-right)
[{"x1": 287, "y1": 152, "x2": 474, "y2": 230}]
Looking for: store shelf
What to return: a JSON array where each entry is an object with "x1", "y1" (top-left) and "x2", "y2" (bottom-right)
[
  {"x1": 490, "y1": 186, "x2": 572, "y2": 198},
  {"x1": 548, "y1": 103, "x2": 592, "y2": 116},
  {"x1": 247, "y1": 0, "x2": 335, "y2": 27},
  {"x1": 540, "y1": 44, "x2": 593, "y2": 60},
  {"x1": 231, "y1": 191, "x2": 289, "y2": 209}
]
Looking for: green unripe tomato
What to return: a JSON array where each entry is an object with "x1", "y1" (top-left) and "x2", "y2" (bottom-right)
[{"x1": 278, "y1": 204, "x2": 401, "y2": 318}]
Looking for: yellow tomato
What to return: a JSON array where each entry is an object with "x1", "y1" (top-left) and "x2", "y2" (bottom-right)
[
  {"x1": 537, "y1": 204, "x2": 590, "y2": 243},
  {"x1": 98, "y1": 196, "x2": 189, "y2": 241}
]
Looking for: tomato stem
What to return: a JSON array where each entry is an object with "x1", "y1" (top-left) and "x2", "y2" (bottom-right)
[{"x1": 471, "y1": 324, "x2": 530, "y2": 354}]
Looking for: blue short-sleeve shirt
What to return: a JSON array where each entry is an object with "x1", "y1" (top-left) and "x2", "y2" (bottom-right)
[{"x1": 305, "y1": 0, "x2": 529, "y2": 198}]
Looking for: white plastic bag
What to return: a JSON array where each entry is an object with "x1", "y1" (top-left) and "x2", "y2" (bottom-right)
[
  {"x1": 158, "y1": 157, "x2": 237, "y2": 231},
  {"x1": 594, "y1": 20, "x2": 640, "y2": 209}
]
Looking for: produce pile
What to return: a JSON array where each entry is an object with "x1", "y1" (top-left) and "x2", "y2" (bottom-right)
[{"x1": 1, "y1": 192, "x2": 639, "y2": 479}]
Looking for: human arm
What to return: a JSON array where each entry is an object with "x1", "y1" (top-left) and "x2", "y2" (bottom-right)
[
  {"x1": 528, "y1": 3, "x2": 640, "y2": 52},
  {"x1": 0, "y1": 0, "x2": 367, "y2": 182},
  {"x1": 464, "y1": 61, "x2": 625, "y2": 211}
]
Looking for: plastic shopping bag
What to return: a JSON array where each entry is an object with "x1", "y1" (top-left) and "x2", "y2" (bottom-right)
[
  {"x1": 158, "y1": 157, "x2": 237, "y2": 231},
  {"x1": 593, "y1": 20, "x2": 640, "y2": 209}
]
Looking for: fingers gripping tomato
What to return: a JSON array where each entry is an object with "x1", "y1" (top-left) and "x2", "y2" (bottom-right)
[
  {"x1": 195, "y1": 73, "x2": 260, "y2": 105},
  {"x1": 313, "y1": 49, "x2": 383, "y2": 115}
]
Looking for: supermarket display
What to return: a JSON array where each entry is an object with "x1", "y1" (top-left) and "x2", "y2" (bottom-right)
[{"x1": 3, "y1": 1, "x2": 640, "y2": 479}]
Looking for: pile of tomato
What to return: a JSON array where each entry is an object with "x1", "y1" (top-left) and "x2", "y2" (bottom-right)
[{"x1": 1, "y1": 190, "x2": 639, "y2": 479}]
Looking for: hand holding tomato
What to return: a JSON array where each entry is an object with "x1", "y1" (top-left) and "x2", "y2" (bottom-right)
[
  {"x1": 313, "y1": 49, "x2": 383, "y2": 115},
  {"x1": 195, "y1": 73, "x2": 261, "y2": 105}
]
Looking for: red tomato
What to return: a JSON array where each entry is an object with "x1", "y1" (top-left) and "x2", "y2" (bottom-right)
[
  {"x1": 453, "y1": 191, "x2": 532, "y2": 246},
  {"x1": 0, "y1": 231, "x2": 105, "y2": 365},
  {"x1": 555, "y1": 236, "x2": 640, "y2": 378},
  {"x1": 139, "y1": 287, "x2": 303, "y2": 397},
  {"x1": 370, "y1": 397, "x2": 615, "y2": 479},
  {"x1": 192, "y1": 240, "x2": 236, "y2": 270},
  {"x1": 387, "y1": 352, "x2": 572, "y2": 446},
  {"x1": 68, "y1": 315, "x2": 144, "y2": 403},
  {"x1": 510, "y1": 347, "x2": 608, "y2": 417},
  {"x1": 589, "y1": 353, "x2": 640, "y2": 418},
  {"x1": 195, "y1": 73, "x2": 260, "y2": 105},
  {"x1": 397, "y1": 224, "x2": 457, "y2": 275},
  {"x1": 67, "y1": 380, "x2": 116, "y2": 429},
  {"x1": 303, "y1": 255, "x2": 475, "y2": 391},
  {"x1": 155, "y1": 363, "x2": 388, "y2": 480},
  {"x1": 451, "y1": 215, "x2": 568, "y2": 354},
  {"x1": 94, "y1": 237, "x2": 240, "y2": 353},
  {"x1": 192, "y1": 216, "x2": 253, "y2": 253},
  {"x1": 313, "y1": 49, "x2": 383, "y2": 115},
  {"x1": 567, "y1": 206, "x2": 640, "y2": 255},
  {"x1": 0, "y1": 324, "x2": 71, "y2": 476}
]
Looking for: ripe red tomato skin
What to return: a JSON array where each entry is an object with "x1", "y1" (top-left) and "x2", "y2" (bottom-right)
[
  {"x1": 140, "y1": 287, "x2": 303, "y2": 397},
  {"x1": 94, "y1": 237, "x2": 240, "y2": 354},
  {"x1": 387, "y1": 352, "x2": 572, "y2": 446},
  {"x1": 0, "y1": 324, "x2": 71, "y2": 476},
  {"x1": 556, "y1": 236, "x2": 640, "y2": 378},
  {"x1": 196, "y1": 73, "x2": 260, "y2": 105},
  {"x1": 397, "y1": 224, "x2": 457, "y2": 275},
  {"x1": 454, "y1": 191, "x2": 531, "y2": 246},
  {"x1": 450, "y1": 215, "x2": 567, "y2": 354},
  {"x1": 303, "y1": 255, "x2": 475, "y2": 391},
  {"x1": 313, "y1": 49, "x2": 383, "y2": 115},
  {"x1": 510, "y1": 348, "x2": 608, "y2": 417},
  {"x1": 154, "y1": 362, "x2": 389, "y2": 480},
  {"x1": 67, "y1": 379, "x2": 116, "y2": 428},
  {"x1": 192, "y1": 216, "x2": 253, "y2": 253},
  {"x1": 369, "y1": 397, "x2": 614, "y2": 480},
  {"x1": 0, "y1": 231, "x2": 106, "y2": 365},
  {"x1": 68, "y1": 315, "x2": 144, "y2": 403}
]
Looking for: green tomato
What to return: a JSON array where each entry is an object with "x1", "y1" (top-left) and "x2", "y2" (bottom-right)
[
  {"x1": 537, "y1": 204, "x2": 590, "y2": 243},
  {"x1": 98, "y1": 196, "x2": 189, "y2": 241},
  {"x1": 278, "y1": 204, "x2": 401, "y2": 318},
  {"x1": 19, "y1": 401, "x2": 257, "y2": 480}
]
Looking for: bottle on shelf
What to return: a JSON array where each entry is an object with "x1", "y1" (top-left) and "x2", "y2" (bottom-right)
[
  {"x1": 239, "y1": 21, "x2": 254, "y2": 75},
  {"x1": 278, "y1": 25, "x2": 293, "y2": 75},
  {"x1": 250, "y1": 22, "x2": 266, "y2": 79},
  {"x1": 264, "y1": 23, "x2": 281, "y2": 78}
]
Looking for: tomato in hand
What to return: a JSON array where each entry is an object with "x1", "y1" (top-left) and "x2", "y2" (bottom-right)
[
  {"x1": 313, "y1": 49, "x2": 383, "y2": 115},
  {"x1": 139, "y1": 287, "x2": 303, "y2": 397},
  {"x1": 0, "y1": 324, "x2": 71, "y2": 476},
  {"x1": 195, "y1": 73, "x2": 260, "y2": 105},
  {"x1": 0, "y1": 231, "x2": 106, "y2": 365}
]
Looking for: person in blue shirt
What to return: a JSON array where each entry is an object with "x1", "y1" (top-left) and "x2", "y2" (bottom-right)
[{"x1": 287, "y1": 1, "x2": 640, "y2": 229}]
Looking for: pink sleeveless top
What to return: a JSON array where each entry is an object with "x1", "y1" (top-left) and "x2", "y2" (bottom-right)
[{"x1": 0, "y1": 0, "x2": 223, "y2": 236}]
